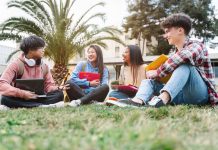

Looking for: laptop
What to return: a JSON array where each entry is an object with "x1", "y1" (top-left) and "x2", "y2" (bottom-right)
[{"x1": 15, "y1": 78, "x2": 46, "y2": 98}]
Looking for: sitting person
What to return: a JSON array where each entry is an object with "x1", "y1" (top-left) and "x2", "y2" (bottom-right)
[
  {"x1": 0, "y1": 35, "x2": 66, "y2": 108},
  {"x1": 112, "y1": 13, "x2": 218, "y2": 107},
  {"x1": 66, "y1": 45, "x2": 109, "y2": 106},
  {"x1": 109, "y1": 45, "x2": 146, "y2": 99}
]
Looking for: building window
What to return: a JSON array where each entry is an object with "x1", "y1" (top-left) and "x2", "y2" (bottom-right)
[{"x1": 115, "y1": 46, "x2": 120, "y2": 57}]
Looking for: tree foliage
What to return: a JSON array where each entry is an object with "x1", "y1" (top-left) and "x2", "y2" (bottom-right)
[
  {"x1": 0, "y1": 0, "x2": 124, "y2": 84},
  {"x1": 1, "y1": 0, "x2": 124, "y2": 64},
  {"x1": 123, "y1": 0, "x2": 218, "y2": 55}
]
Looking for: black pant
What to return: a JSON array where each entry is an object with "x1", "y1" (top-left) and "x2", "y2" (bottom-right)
[
  {"x1": 1, "y1": 90, "x2": 64, "y2": 108},
  {"x1": 66, "y1": 80, "x2": 109, "y2": 104}
]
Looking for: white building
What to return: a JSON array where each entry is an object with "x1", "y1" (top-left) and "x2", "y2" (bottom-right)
[
  {"x1": 71, "y1": 29, "x2": 158, "y2": 63},
  {"x1": 0, "y1": 45, "x2": 17, "y2": 74}
]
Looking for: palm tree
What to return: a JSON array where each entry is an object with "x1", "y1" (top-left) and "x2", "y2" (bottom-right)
[{"x1": 0, "y1": 0, "x2": 124, "y2": 85}]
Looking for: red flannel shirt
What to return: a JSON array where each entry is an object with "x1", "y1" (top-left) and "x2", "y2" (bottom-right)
[{"x1": 157, "y1": 39, "x2": 218, "y2": 105}]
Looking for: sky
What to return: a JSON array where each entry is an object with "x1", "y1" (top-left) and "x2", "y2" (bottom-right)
[
  {"x1": 0, "y1": 0, "x2": 218, "y2": 48},
  {"x1": 0, "y1": 0, "x2": 128, "y2": 47},
  {"x1": 0, "y1": 0, "x2": 128, "y2": 27}
]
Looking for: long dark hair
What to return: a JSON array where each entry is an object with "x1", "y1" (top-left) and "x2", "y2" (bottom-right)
[
  {"x1": 88, "y1": 45, "x2": 105, "y2": 81},
  {"x1": 124, "y1": 45, "x2": 144, "y2": 85}
]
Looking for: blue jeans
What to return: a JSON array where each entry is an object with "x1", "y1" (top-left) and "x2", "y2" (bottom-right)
[{"x1": 135, "y1": 64, "x2": 209, "y2": 105}]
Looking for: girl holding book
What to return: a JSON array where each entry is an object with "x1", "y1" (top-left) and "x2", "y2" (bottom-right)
[
  {"x1": 109, "y1": 45, "x2": 147, "y2": 99},
  {"x1": 66, "y1": 45, "x2": 109, "y2": 106}
]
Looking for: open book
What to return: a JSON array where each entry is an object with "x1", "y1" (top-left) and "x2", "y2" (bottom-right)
[{"x1": 146, "y1": 54, "x2": 171, "y2": 83}]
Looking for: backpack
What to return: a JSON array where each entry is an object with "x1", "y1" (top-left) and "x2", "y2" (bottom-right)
[{"x1": 16, "y1": 59, "x2": 49, "y2": 79}]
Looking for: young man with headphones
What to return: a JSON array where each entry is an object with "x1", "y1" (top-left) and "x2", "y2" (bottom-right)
[{"x1": 0, "y1": 35, "x2": 66, "y2": 108}]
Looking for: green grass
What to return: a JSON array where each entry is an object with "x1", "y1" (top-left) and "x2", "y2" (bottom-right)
[{"x1": 0, "y1": 105, "x2": 218, "y2": 150}]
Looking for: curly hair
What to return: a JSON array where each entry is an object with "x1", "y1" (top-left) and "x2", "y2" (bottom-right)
[{"x1": 161, "y1": 13, "x2": 192, "y2": 35}]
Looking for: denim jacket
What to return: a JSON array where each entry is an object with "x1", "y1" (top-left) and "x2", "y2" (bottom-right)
[{"x1": 70, "y1": 61, "x2": 109, "y2": 94}]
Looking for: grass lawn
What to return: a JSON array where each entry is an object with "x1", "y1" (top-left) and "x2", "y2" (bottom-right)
[{"x1": 0, "y1": 105, "x2": 218, "y2": 150}]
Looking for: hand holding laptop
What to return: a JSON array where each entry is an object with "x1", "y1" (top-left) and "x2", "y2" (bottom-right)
[
  {"x1": 15, "y1": 78, "x2": 46, "y2": 98},
  {"x1": 23, "y1": 91, "x2": 38, "y2": 100}
]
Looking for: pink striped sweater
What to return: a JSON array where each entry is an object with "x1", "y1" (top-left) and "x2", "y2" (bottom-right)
[{"x1": 0, "y1": 54, "x2": 58, "y2": 99}]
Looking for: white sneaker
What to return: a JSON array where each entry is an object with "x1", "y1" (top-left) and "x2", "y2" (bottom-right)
[
  {"x1": 0, "y1": 105, "x2": 9, "y2": 110},
  {"x1": 68, "y1": 100, "x2": 81, "y2": 107},
  {"x1": 147, "y1": 96, "x2": 165, "y2": 108},
  {"x1": 40, "y1": 101, "x2": 66, "y2": 108}
]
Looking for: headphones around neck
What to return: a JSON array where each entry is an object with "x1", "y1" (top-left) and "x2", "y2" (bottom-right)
[{"x1": 24, "y1": 56, "x2": 42, "y2": 67}]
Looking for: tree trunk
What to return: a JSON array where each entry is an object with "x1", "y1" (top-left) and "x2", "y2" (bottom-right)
[
  {"x1": 138, "y1": 32, "x2": 141, "y2": 48},
  {"x1": 142, "y1": 38, "x2": 145, "y2": 55},
  {"x1": 51, "y1": 63, "x2": 69, "y2": 86}
]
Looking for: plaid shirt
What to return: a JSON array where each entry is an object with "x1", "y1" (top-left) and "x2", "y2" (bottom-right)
[{"x1": 156, "y1": 39, "x2": 218, "y2": 105}]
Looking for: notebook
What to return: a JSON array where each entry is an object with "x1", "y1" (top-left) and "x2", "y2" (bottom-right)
[
  {"x1": 15, "y1": 78, "x2": 46, "y2": 98},
  {"x1": 146, "y1": 54, "x2": 171, "y2": 83},
  {"x1": 117, "y1": 85, "x2": 138, "y2": 93},
  {"x1": 79, "y1": 72, "x2": 100, "y2": 81},
  {"x1": 117, "y1": 84, "x2": 138, "y2": 97}
]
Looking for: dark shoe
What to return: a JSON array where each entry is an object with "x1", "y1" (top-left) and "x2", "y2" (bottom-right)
[
  {"x1": 106, "y1": 98, "x2": 143, "y2": 107},
  {"x1": 119, "y1": 99, "x2": 144, "y2": 107},
  {"x1": 147, "y1": 96, "x2": 166, "y2": 108}
]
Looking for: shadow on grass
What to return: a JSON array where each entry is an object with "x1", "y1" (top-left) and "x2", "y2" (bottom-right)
[{"x1": 150, "y1": 138, "x2": 184, "y2": 150}]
